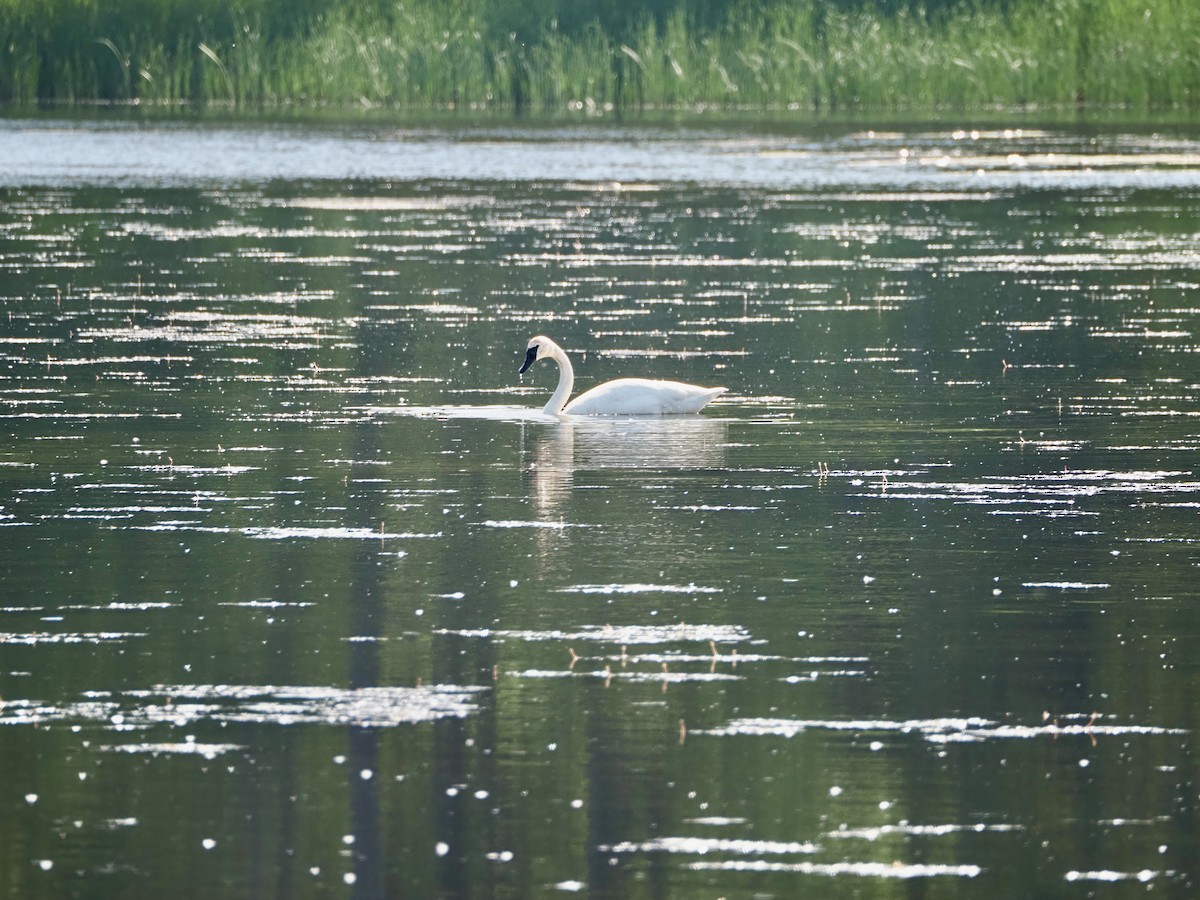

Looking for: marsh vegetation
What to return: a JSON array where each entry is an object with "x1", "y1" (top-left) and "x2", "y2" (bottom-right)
[{"x1": 3, "y1": 0, "x2": 1197, "y2": 111}]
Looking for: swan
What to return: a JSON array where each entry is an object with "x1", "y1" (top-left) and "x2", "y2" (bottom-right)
[{"x1": 518, "y1": 335, "x2": 726, "y2": 416}]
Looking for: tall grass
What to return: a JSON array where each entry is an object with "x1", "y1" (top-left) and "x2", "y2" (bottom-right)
[{"x1": 1, "y1": 0, "x2": 1197, "y2": 111}]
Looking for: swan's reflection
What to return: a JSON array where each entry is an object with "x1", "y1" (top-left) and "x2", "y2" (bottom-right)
[
  {"x1": 569, "y1": 416, "x2": 729, "y2": 470},
  {"x1": 527, "y1": 416, "x2": 730, "y2": 520}
]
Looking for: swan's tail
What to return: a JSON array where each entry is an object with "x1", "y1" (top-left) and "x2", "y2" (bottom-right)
[{"x1": 691, "y1": 386, "x2": 727, "y2": 412}]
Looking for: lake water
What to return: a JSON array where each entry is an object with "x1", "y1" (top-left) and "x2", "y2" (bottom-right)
[{"x1": 0, "y1": 114, "x2": 1197, "y2": 898}]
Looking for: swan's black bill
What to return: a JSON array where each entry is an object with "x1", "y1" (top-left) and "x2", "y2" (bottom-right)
[{"x1": 518, "y1": 346, "x2": 538, "y2": 374}]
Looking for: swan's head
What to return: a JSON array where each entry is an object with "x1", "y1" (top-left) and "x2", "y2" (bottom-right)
[{"x1": 519, "y1": 335, "x2": 552, "y2": 374}]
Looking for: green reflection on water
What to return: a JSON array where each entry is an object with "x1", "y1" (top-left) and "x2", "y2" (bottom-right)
[{"x1": 0, "y1": 122, "x2": 1197, "y2": 898}]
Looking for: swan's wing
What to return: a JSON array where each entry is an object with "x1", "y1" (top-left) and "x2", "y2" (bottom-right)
[{"x1": 564, "y1": 379, "x2": 726, "y2": 415}]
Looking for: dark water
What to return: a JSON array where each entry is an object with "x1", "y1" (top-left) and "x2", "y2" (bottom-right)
[{"x1": 0, "y1": 116, "x2": 1198, "y2": 898}]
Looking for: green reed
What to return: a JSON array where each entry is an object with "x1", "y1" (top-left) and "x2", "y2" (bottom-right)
[{"x1": 1, "y1": 0, "x2": 1196, "y2": 111}]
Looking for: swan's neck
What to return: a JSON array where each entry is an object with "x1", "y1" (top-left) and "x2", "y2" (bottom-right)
[{"x1": 543, "y1": 345, "x2": 574, "y2": 415}]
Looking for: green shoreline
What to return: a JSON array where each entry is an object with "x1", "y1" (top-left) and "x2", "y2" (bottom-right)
[
  {"x1": 9, "y1": 103, "x2": 1200, "y2": 140},
  {"x1": 3, "y1": 0, "x2": 1197, "y2": 112}
]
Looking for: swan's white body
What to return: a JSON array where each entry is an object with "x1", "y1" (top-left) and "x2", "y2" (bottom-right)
[{"x1": 520, "y1": 335, "x2": 726, "y2": 416}]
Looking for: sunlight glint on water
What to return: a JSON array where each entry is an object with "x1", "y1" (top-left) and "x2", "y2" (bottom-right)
[{"x1": 0, "y1": 118, "x2": 1197, "y2": 898}]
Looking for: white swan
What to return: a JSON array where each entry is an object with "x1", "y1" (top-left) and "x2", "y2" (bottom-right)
[{"x1": 519, "y1": 335, "x2": 726, "y2": 416}]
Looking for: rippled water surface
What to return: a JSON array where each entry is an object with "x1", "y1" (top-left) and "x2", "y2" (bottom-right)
[{"x1": 1, "y1": 115, "x2": 1198, "y2": 898}]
